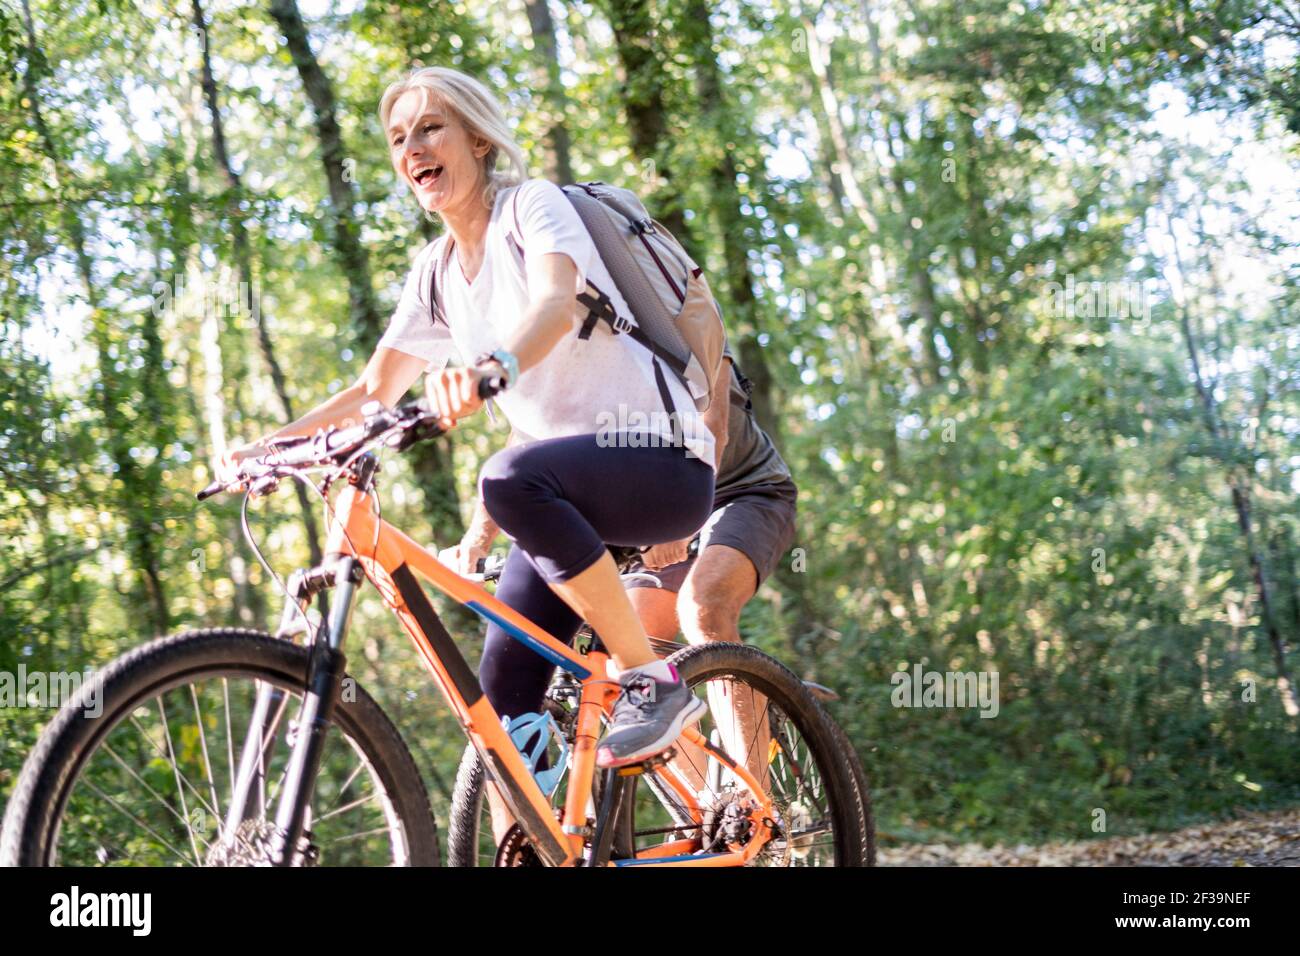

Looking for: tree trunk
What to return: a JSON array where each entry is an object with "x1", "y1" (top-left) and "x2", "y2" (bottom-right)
[
  {"x1": 268, "y1": 0, "x2": 461, "y2": 539},
  {"x1": 1164, "y1": 209, "x2": 1297, "y2": 718},
  {"x1": 677, "y1": 0, "x2": 783, "y2": 452},
  {"x1": 601, "y1": 0, "x2": 697, "y2": 257},
  {"x1": 19, "y1": 0, "x2": 170, "y2": 635},
  {"x1": 193, "y1": 0, "x2": 324, "y2": 570},
  {"x1": 268, "y1": 0, "x2": 383, "y2": 348},
  {"x1": 523, "y1": 0, "x2": 575, "y2": 184}
]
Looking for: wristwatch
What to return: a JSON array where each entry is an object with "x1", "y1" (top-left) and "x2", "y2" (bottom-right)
[{"x1": 476, "y1": 349, "x2": 519, "y2": 389}]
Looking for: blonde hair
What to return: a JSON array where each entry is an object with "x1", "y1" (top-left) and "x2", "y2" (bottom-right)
[{"x1": 379, "y1": 67, "x2": 528, "y2": 211}]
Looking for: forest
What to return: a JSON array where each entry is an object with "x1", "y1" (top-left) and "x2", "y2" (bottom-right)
[{"x1": 2, "y1": 0, "x2": 1298, "y2": 849}]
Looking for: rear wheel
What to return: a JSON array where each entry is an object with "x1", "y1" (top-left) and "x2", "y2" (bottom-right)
[
  {"x1": 0, "y1": 628, "x2": 440, "y2": 866},
  {"x1": 446, "y1": 642, "x2": 872, "y2": 866}
]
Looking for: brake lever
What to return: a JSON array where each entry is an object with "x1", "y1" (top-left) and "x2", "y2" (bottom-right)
[{"x1": 247, "y1": 473, "x2": 281, "y2": 499}]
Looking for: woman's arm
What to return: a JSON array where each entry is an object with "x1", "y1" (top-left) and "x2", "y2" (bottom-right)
[
  {"x1": 221, "y1": 346, "x2": 429, "y2": 468},
  {"x1": 424, "y1": 252, "x2": 579, "y2": 425}
]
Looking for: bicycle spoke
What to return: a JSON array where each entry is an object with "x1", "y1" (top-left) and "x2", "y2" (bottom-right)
[
  {"x1": 125, "y1": 712, "x2": 221, "y2": 822},
  {"x1": 190, "y1": 683, "x2": 223, "y2": 826},
  {"x1": 322, "y1": 759, "x2": 369, "y2": 817},
  {"x1": 255, "y1": 684, "x2": 292, "y2": 821},
  {"x1": 156, "y1": 696, "x2": 203, "y2": 863},
  {"x1": 79, "y1": 777, "x2": 200, "y2": 865},
  {"x1": 321, "y1": 825, "x2": 395, "y2": 846},
  {"x1": 222, "y1": 678, "x2": 236, "y2": 814},
  {"x1": 97, "y1": 742, "x2": 207, "y2": 837},
  {"x1": 314, "y1": 790, "x2": 380, "y2": 824}
]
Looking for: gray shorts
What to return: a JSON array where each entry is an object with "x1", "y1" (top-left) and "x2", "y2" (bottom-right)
[{"x1": 623, "y1": 479, "x2": 798, "y2": 594}]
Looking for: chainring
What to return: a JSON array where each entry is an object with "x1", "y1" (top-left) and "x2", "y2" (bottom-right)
[{"x1": 494, "y1": 823, "x2": 543, "y2": 867}]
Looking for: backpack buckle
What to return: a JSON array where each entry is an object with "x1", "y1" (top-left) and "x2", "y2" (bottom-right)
[{"x1": 613, "y1": 315, "x2": 634, "y2": 334}]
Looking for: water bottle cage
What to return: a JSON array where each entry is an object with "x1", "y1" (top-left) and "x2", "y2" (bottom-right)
[{"x1": 502, "y1": 711, "x2": 570, "y2": 798}]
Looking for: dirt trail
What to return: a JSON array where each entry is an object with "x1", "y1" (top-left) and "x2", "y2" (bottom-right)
[{"x1": 879, "y1": 808, "x2": 1300, "y2": 866}]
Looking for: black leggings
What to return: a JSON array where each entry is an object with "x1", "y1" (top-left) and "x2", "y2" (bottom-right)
[{"x1": 477, "y1": 433, "x2": 714, "y2": 720}]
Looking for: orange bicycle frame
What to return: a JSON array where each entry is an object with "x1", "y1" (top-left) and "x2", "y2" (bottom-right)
[{"x1": 319, "y1": 473, "x2": 774, "y2": 866}]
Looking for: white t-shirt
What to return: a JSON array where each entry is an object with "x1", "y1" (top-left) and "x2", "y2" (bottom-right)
[{"x1": 378, "y1": 178, "x2": 715, "y2": 466}]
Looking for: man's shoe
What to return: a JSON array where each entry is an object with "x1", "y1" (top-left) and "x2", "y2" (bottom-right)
[{"x1": 596, "y1": 665, "x2": 706, "y2": 769}]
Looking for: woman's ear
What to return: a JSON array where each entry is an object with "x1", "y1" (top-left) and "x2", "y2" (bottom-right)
[{"x1": 473, "y1": 137, "x2": 492, "y2": 159}]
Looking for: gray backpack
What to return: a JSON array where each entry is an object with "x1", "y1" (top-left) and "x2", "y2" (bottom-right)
[{"x1": 428, "y1": 181, "x2": 726, "y2": 413}]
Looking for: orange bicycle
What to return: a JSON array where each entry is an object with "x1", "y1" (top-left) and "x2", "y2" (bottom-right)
[{"x1": 0, "y1": 391, "x2": 872, "y2": 866}]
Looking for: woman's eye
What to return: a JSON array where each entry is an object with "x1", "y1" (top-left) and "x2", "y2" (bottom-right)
[
  {"x1": 423, "y1": 124, "x2": 441, "y2": 134},
  {"x1": 392, "y1": 135, "x2": 404, "y2": 147}
]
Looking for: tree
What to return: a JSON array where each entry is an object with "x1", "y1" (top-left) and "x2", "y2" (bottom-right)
[
  {"x1": 17, "y1": 0, "x2": 171, "y2": 635},
  {"x1": 268, "y1": 0, "x2": 462, "y2": 542},
  {"x1": 191, "y1": 0, "x2": 324, "y2": 573}
]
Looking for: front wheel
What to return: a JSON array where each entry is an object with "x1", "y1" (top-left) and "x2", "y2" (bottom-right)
[
  {"x1": 447, "y1": 642, "x2": 874, "y2": 866},
  {"x1": 0, "y1": 628, "x2": 440, "y2": 866}
]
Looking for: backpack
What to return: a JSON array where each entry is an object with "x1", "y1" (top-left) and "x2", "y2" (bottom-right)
[{"x1": 428, "y1": 181, "x2": 726, "y2": 413}]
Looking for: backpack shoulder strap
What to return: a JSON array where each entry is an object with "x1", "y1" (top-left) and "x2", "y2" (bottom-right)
[
  {"x1": 501, "y1": 183, "x2": 526, "y2": 264},
  {"x1": 428, "y1": 234, "x2": 452, "y2": 327}
]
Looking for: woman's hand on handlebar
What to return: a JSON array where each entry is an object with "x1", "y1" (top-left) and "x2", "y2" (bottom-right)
[
  {"x1": 212, "y1": 440, "x2": 268, "y2": 487},
  {"x1": 424, "y1": 365, "x2": 494, "y2": 429}
]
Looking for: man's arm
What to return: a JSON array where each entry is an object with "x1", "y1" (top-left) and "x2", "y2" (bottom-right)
[
  {"x1": 641, "y1": 357, "x2": 731, "y2": 571},
  {"x1": 440, "y1": 429, "x2": 525, "y2": 572},
  {"x1": 701, "y1": 355, "x2": 732, "y2": 471}
]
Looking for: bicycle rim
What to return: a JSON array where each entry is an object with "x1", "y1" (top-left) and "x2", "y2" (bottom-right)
[{"x1": 42, "y1": 667, "x2": 413, "y2": 866}]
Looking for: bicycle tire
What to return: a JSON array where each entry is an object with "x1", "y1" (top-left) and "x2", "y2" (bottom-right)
[
  {"x1": 446, "y1": 641, "x2": 873, "y2": 866},
  {"x1": 0, "y1": 628, "x2": 440, "y2": 867}
]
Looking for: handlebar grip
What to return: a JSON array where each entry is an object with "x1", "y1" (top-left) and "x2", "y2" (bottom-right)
[
  {"x1": 477, "y1": 375, "x2": 507, "y2": 400},
  {"x1": 196, "y1": 481, "x2": 225, "y2": 501}
]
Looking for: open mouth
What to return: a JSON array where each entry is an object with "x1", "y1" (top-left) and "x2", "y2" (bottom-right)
[{"x1": 412, "y1": 164, "x2": 444, "y2": 187}]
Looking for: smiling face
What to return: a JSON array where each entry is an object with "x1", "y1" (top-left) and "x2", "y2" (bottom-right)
[{"x1": 386, "y1": 87, "x2": 491, "y2": 216}]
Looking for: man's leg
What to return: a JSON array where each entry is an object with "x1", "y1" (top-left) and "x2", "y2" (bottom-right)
[
  {"x1": 676, "y1": 545, "x2": 771, "y2": 795},
  {"x1": 629, "y1": 544, "x2": 770, "y2": 797}
]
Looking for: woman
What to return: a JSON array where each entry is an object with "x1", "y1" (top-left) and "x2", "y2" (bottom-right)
[{"x1": 217, "y1": 67, "x2": 716, "y2": 769}]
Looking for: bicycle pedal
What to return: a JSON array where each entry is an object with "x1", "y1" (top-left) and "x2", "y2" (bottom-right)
[{"x1": 616, "y1": 748, "x2": 676, "y2": 776}]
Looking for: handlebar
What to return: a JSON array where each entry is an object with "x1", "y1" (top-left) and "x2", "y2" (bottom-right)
[{"x1": 197, "y1": 374, "x2": 507, "y2": 501}]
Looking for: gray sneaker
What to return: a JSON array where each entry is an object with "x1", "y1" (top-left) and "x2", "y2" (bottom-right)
[{"x1": 596, "y1": 664, "x2": 707, "y2": 769}]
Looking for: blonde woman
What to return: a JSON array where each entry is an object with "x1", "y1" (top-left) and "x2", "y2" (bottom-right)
[{"x1": 219, "y1": 67, "x2": 716, "y2": 769}]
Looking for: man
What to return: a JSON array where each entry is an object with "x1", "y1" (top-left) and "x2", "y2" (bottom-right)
[
  {"x1": 622, "y1": 342, "x2": 795, "y2": 793},
  {"x1": 623, "y1": 341, "x2": 796, "y2": 653}
]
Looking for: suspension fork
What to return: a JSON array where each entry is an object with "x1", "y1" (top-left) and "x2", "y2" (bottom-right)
[
  {"x1": 221, "y1": 564, "x2": 330, "y2": 842},
  {"x1": 266, "y1": 555, "x2": 362, "y2": 865},
  {"x1": 221, "y1": 556, "x2": 361, "y2": 864}
]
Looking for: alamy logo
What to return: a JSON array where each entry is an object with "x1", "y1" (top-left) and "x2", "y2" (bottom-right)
[
  {"x1": 49, "y1": 886, "x2": 152, "y2": 936},
  {"x1": 1041, "y1": 274, "x2": 1151, "y2": 320},
  {"x1": 890, "y1": 663, "x2": 1000, "y2": 718},
  {"x1": 594, "y1": 405, "x2": 703, "y2": 458},
  {"x1": 0, "y1": 665, "x2": 102, "y2": 718}
]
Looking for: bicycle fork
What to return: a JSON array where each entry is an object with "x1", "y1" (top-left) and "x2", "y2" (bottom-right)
[{"x1": 222, "y1": 556, "x2": 361, "y2": 866}]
